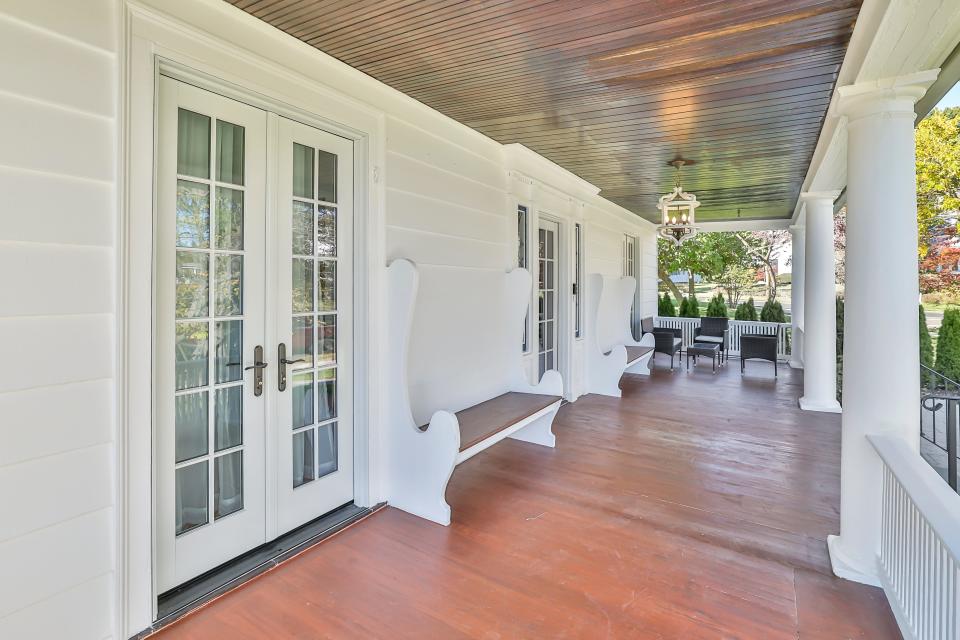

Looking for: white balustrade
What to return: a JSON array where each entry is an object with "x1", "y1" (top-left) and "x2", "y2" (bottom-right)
[
  {"x1": 871, "y1": 435, "x2": 960, "y2": 640},
  {"x1": 653, "y1": 317, "x2": 791, "y2": 359}
]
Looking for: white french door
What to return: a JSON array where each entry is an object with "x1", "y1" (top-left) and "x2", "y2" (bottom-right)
[
  {"x1": 274, "y1": 118, "x2": 354, "y2": 536},
  {"x1": 156, "y1": 77, "x2": 354, "y2": 591},
  {"x1": 538, "y1": 219, "x2": 560, "y2": 378}
]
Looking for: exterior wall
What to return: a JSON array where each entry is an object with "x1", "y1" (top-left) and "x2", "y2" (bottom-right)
[
  {"x1": 0, "y1": 1, "x2": 118, "y2": 639},
  {"x1": 0, "y1": 0, "x2": 656, "y2": 636}
]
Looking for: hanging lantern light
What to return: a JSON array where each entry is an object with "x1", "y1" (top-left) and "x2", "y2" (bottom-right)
[{"x1": 658, "y1": 159, "x2": 700, "y2": 245}]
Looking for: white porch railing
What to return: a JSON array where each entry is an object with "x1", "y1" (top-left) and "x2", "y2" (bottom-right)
[
  {"x1": 871, "y1": 434, "x2": 960, "y2": 640},
  {"x1": 654, "y1": 316, "x2": 791, "y2": 359}
]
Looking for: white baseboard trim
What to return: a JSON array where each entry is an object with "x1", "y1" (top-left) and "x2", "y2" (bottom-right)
[{"x1": 827, "y1": 535, "x2": 882, "y2": 587}]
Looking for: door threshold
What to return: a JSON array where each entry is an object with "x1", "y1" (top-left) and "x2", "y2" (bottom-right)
[{"x1": 142, "y1": 503, "x2": 379, "y2": 637}]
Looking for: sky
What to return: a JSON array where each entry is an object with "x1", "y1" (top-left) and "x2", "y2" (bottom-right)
[{"x1": 938, "y1": 82, "x2": 960, "y2": 109}]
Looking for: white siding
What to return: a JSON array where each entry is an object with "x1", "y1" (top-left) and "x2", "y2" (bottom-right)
[{"x1": 0, "y1": 2, "x2": 117, "y2": 639}]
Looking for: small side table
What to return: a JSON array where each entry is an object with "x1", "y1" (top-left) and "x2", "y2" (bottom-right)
[{"x1": 687, "y1": 342, "x2": 721, "y2": 373}]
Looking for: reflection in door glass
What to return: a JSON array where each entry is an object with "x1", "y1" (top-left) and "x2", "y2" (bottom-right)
[{"x1": 175, "y1": 461, "x2": 208, "y2": 535}]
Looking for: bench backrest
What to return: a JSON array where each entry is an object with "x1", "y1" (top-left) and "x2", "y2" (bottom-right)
[
  {"x1": 406, "y1": 264, "x2": 530, "y2": 426},
  {"x1": 588, "y1": 274, "x2": 636, "y2": 352}
]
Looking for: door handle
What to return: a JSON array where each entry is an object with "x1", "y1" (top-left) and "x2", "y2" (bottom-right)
[
  {"x1": 245, "y1": 345, "x2": 267, "y2": 397},
  {"x1": 277, "y1": 343, "x2": 305, "y2": 392}
]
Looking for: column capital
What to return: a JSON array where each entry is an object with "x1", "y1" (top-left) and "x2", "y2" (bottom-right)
[
  {"x1": 836, "y1": 69, "x2": 939, "y2": 121},
  {"x1": 799, "y1": 190, "x2": 841, "y2": 205}
]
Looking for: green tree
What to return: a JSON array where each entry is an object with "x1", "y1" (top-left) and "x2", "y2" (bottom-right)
[
  {"x1": 936, "y1": 308, "x2": 960, "y2": 382},
  {"x1": 679, "y1": 296, "x2": 700, "y2": 318},
  {"x1": 735, "y1": 298, "x2": 758, "y2": 321},
  {"x1": 920, "y1": 305, "x2": 935, "y2": 387},
  {"x1": 836, "y1": 297, "x2": 844, "y2": 402},
  {"x1": 760, "y1": 299, "x2": 786, "y2": 323},
  {"x1": 916, "y1": 107, "x2": 960, "y2": 259},
  {"x1": 658, "y1": 293, "x2": 676, "y2": 317},
  {"x1": 705, "y1": 293, "x2": 728, "y2": 318},
  {"x1": 658, "y1": 233, "x2": 752, "y2": 300},
  {"x1": 717, "y1": 264, "x2": 755, "y2": 306}
]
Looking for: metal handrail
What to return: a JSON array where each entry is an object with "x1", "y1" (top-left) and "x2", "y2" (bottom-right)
[{"x1": 919, "y1": 363, "x2": 960, "y2": 492}]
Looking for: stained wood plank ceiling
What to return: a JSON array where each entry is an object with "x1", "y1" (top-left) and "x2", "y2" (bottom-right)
[{"x1": 230, "y1": 0, "x2": 862, "y2": 222}]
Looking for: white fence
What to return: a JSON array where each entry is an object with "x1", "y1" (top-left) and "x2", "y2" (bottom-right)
[
  {"x1": 654, "y1": 316, "x2": 791, "y2": 359},
  {"x1": 871, "y1": 435, "x2": 960, "y2": 640}
]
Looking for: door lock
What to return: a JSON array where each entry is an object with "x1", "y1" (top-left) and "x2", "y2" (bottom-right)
[
  {"x1": 244, "y1": 345, "x2": 268, "y2": 397},
  {"x1": 277, "y1": 343, "x2": 305, "y2": 392}
]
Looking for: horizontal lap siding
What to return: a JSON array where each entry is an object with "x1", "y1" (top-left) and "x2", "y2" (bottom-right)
[
  {"x1": 385, "y1": 118, "x2": 510, "y2": 271},
  {"x1": 0, "y1": 3, "x2": 117, "y2": 639}
]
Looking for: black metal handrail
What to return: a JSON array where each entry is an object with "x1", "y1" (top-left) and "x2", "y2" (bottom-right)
[{"x1": 920, "y1": 363, "x2": 960, "y2": 491}]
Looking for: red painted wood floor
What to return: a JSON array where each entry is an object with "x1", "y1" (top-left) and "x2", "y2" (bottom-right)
[{"x1": 153, "y1": 362, "x2": 900, "y2": 639}]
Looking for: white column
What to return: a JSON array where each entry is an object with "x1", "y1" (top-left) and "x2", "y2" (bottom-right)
[
  {"x1": 799, "y1": 193, "x2": 840, "y2": 412},
  {"x1": 789, "y1": 224, "x2": 806, "y2": 369},
  {"x1": 827, "y1": 70, "x2": 937, "y2": 585}
]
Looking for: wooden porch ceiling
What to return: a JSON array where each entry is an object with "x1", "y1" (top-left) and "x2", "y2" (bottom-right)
[{"x1": 229, "y1": 0, "x2": 861, "y2": 222}]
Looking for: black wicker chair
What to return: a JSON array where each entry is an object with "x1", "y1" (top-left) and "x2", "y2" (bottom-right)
[
  {"x1": 641, "y1": 316, "x2": 683, "y2": 370},
  {"x1": 694, "y1": 316, "x2": 729, "y2": 363},
  {"x1": 740, "y1": 333, "x2": 778, "y2": 377}
]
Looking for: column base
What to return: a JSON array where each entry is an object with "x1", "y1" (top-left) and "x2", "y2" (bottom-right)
[
  {"x1": 799, "y1": 396, "x2": 841, "y2": 413},
  {"x1": 789, "y1": 358, "x2": 804, "y2": 370},
  {"x1": 827, "y1": 534, "x2": 881, "y2": 587}
]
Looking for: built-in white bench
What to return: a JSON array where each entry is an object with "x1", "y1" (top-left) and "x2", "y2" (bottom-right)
[
  {"x1": 586, "y1": 274, "x2": 655, "y2": 397},
  {"x1": 386, "y1": 259, "x2": 563, "y2": 526}
]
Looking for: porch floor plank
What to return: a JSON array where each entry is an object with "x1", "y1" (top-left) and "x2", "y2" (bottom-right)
[{"x1": 152, "y1": 364, "x2": 901, "y2": 639}]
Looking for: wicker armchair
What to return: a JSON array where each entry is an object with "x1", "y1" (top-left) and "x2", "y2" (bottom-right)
[
  {"x1": 641, "y1": 316, "x2": 683, "y2": 370},
  {"x1": 694, "y1": 316, "x2": 729, "y2": 363},
  {"x1": 740, "y1": 333, "x2": 778, "y2": 377}
]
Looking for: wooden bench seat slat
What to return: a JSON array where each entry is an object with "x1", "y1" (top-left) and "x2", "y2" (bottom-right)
[
  {"x1": 625, "y1": 345, "x2": 654, "y2": 364},
  {"x1": 452, "y1": 392, "x2": 561, "y2": 452}
]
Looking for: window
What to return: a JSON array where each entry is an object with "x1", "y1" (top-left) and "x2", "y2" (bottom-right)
[
  {"x1": 624, "y1": 235, "x2": 637, "y2": 338},
  {"x1": 518, "y1": 205, "x2": 529, "y2": 352},
  {"x1": 574, "y1": 223, "x2": 582, "y2": 338}
]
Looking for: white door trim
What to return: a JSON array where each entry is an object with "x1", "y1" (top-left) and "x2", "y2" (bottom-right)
[{"x1": 119, "y1": 4, "x2": 386, "y2": 634}]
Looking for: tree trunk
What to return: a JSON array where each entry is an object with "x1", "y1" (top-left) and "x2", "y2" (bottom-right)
[
  {"x1": 687, "y1": 270, "x2": 696, "y2": 298},
  {"x1": 658, "y1": 267, "x2": 684, "y2": 301},
  {"x1": 765, "y1": 264, "x2": 777, "y2": 300}
]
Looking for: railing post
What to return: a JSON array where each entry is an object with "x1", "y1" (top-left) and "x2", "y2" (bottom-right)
[{"x1": 949, "y1": 399, "x2": 958, "y2": 492}]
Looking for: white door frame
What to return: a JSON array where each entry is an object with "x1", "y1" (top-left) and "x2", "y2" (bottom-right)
[
  {"x1": 120, "y1": 5, "x2": 386, "y2": 634},
  {"x1": 536, "y1": 213, "x2": 572, "y2": 398}
]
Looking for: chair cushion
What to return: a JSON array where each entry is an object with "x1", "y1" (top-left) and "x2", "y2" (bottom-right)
[
  {"x1": 696, "y1": 335, "x2": 723, "y2": 344},
  {"x1": 673, "y1": 337, "x2": 682, "y2": 347}
]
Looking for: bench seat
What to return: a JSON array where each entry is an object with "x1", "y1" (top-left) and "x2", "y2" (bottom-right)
[
  {"x1": 625, "y1": 345, "x2": 654, "y2": 365},
  {"x1": 454, "y1": 392, "x2": 561, "y2": 452}
]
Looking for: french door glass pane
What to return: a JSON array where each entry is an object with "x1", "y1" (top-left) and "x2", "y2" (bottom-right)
[
  {"x1": 214, "y1": 320, "x2": 242, "y2": 384},
  {"x1": 292, "y1": 316, "x2": 314, "y2": 369},
  {"x1": 292, "y1": 430, "x2": 315, "y2": 488},
  {"x1": 292, "y1": 372, "x2": 314, "y2": 429},
  {"x1": 317, "y1": 369, "x2": 336, "y2": 422},
  {"x1": 214, "y1": 255, "x2": 243, "y2": 317},
  {"x1": 215, "y1": 120, "x2": 245, "y2": 185},
  {"x1": 317, "y1": 262, "x2": 336, "y2": 312},
  {"x1": 317, "y1": 315, "x2": 336, "y2": 365},
  {"x1": 176, "y1": 181, "x2": 210, "y2": 249},
  {"x1": 215, "y1": 188, "x2": 244, "y2": 250},
  {"x1": 316, "y1": 150, "x2": 337, "y2": 203},
  {"x1": 176, "y1": 252, "x2": 209, "y2": 319},
  {"x1": 292, "y1": 201, "x2": 314, "y2": 256},
  {"x1": 175, "y1": 391, "x2": 208, "y2": 463},
  {"x1": 317, "y1": 206, "x2": 336, "y2": 256},
  {"x1": 292, "y1": 259, "x2": 314, "y2": 312},
  {"x1": 214, "y1": 451, "x2": 244, "y2": 519},
  {"x1": 177, "y1": 109, "x2": 210, "y2": 179},
  {"x1": 317, "y1": 423, "x2": 338, "y2": 478},
  {"x1": 176, "y1": 461, "x2": 208, "y2": 535},
  {"x1": 214, "y1": 386, "x2": 243, "y2": 451},
  {"x1": 175, "y1": 322, "x2": 209, "y2": 390},
  {"x1": 292, "y1": 143, "x2": 314, "y2": 199}
]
